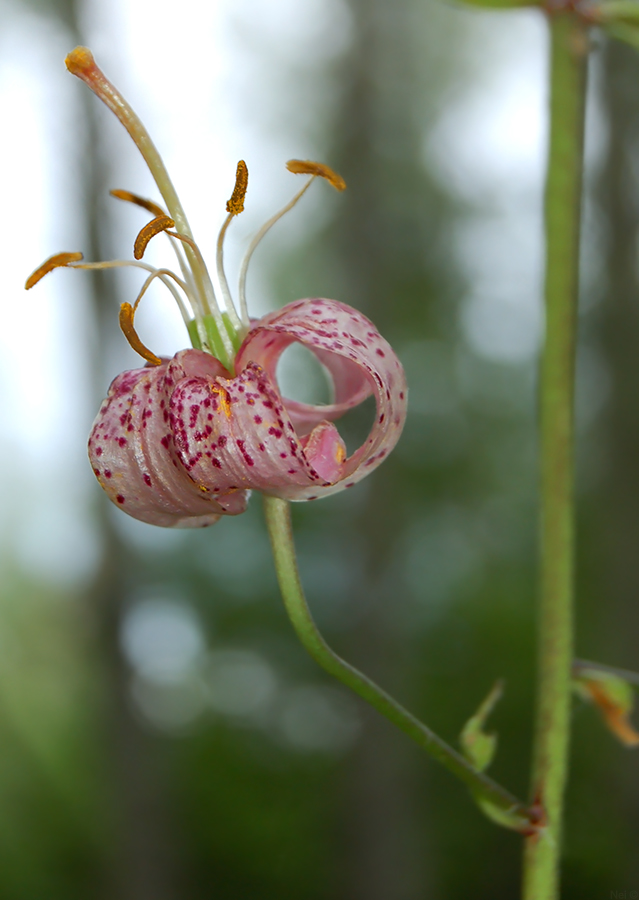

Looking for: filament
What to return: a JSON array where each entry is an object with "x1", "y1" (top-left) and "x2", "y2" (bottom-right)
[{"x1": 237, "y1": 177, "x2": 314, "y2": 323}]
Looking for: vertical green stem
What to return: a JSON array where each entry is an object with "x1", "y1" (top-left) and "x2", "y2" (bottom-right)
[{"x1": 522, "y1": 12, "x2": 588, "y2": 899}]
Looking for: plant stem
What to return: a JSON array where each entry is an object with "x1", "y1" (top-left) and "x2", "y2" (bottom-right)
[
  {"x1": 522, "y1": 11, "x2": 588, "y2": 898},
  {"x1": 263, "y1": 494, "x2": 536, "y2": 830}
]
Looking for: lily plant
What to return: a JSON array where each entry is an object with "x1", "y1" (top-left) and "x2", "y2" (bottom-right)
[
  {"x1": 27, "y1": 34, "x2": 639, "y2": 900},
  {"x1": 26, "y1": 42, "x2": 547, "y2": 854},
  {"x1": 27, "y1": 48, "x2": 407, "y2": 528}
]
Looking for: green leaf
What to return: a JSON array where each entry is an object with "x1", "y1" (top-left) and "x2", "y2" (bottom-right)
[
  {"x1": 573, "y1": 667, "x2": 639, "y2": 747},
  {"x1": 460, "y1": 680, "x2": 504, "y2": 772}
]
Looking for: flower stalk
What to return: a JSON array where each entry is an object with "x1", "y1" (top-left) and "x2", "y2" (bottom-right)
[
  {"x1": 522, "y1": 11, "x2": 588, "y2": 898},
  {"x1": 263, "y1": 494, "x2": 538, "y2": 832}
]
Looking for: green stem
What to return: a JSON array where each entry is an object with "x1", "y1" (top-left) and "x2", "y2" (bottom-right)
[
  {"x1": 522, "y1": 12, "x2": 588, "y2": 899},
  {"x1": 263, "y1": 494, "x2": 536, "y2": 830}
]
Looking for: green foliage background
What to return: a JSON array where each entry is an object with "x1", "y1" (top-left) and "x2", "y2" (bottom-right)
[{"x1": 1, "y1": 0, "x2": 638, "y2": 897}]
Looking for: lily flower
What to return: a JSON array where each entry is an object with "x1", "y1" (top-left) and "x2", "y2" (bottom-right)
[{"x1": 27, "y1": 47, "x2": 407, "y2": 528}]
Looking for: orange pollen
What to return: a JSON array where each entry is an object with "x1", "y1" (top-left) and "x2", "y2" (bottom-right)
[
  {"x1": 110, "y1": 189, "x2": 166, "y2": 219},
  {"x1": 335, "y1": 444, "x2": 346, "y2": 464},
  {"x1": 133, "y1": 215, "x2": 175, "y2": 260},
  {"x1": 118, "y1": 302, "x2": 162, "y2": 366},
  {"x1": 25, "y1": 251, "x2": 84, "y2": 290},
  {"x1": 209, "y1": 383, "x2": 231, "y2": 418},
  {"x1": 65, "y1": 46, "x2": 97, "y2": 77},
  {"x1": 286, "y1": 159, "x2": 346, "y2": 191},
  {"x1": 226, "y1": 160, "x2": 249, "y2": 216}
]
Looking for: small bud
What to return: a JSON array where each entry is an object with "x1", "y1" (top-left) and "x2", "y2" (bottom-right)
[
  {"x1": 574, "y1": 666, "x2": 639, "y2": 748},
  {"x1": 460, "y1": 680, "x2": 503, "y2": 772}
]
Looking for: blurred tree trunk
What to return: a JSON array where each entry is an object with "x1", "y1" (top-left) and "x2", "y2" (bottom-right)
[
  {"x1": 59, "y1": 2, "x2": 180, "y2": 897},
  {"x1": 598, "y1": 37, "x2": 639, "y2": 885},
  {"x1": 331, "y1": 1, "x2": 438, "y2": 897}
]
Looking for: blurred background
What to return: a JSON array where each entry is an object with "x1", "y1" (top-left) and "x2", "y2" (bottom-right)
[{"x1": 0, "y1": 0, "x2": 637, "y2": 896}]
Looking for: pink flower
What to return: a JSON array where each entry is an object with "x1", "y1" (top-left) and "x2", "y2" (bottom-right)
[{"x1": 27, "y1": 48, "x2": 407, "y2": 528}]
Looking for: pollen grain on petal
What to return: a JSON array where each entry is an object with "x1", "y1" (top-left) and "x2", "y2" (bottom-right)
[
  {"x1": 110, "y1": 189, "x2": 166, "y2": 218},
  {"x1": 119, "y1": 302, "x2": 162, "y2": 366},
  {"x1": 25, "y1": 251, "x2": 84, "y2": 290},
  {"x1": 133, "y1": 215, "x2": 175, "y2": 260},
  {"x1": 226, "y1": 160, "x2": 249, "y2": 216},
  {"x1": 286, "y1": 159, "x2": 346, "y2": 191},
  {"x1": 209, "y1": 383, "x2": 231, "y2": 418},
  {"x1": 65, "y1": 46, "x2": 97, "y2": 76}
]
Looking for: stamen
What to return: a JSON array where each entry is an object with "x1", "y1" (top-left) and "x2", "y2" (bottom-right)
[
  {"x1": 25, "y1": 251, "x2": 84, "y2": 289},
  {"x1": 70, "y1": 259, "x2": 193, "y2": 325},
  {"x1": 111, "y1": 189, "x2": 196, "y2": 314},
  {"x1": 216, "y1": 161, "x2": 249, "y2": 333},
  {"x1": 286, "y1": 159, "x2": 346, "y2": 191},
  {"x1": 110, "y1": 189, "x2": 167, "y2": 218},
  {"x1": 237, "y1": 159, "x2": 347, "y2": 321},
  {"x1": 237, "y1": 178, "x2": 314, "y2": 323},
  {"x1": 119, "y1": 301, "x2": 162, "y2": 366},
  {"x1": 134, "y1": 215, "x2": 175, "y2": 260},
  {"x1": 226, "y1": 160, "x2": 249, "y2": 216}
]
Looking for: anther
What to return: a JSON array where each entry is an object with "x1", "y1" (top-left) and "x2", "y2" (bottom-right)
[
  {"x1": 133, "y1": 215, "x2": 175, "y2": 260},
  {"x1": 110, "y1": 189, "x2": 166, "y2": 219},
  {"x1": 286, "y1": 159, "x2": 346, "y2": 191},
  {"x1": 118, "y1": 302, "x2": 162, "y2": 366},
  {"x1": 226, "y1": 160, "x2": 249, "y2": 216},
  {"x1": 25, "y1": 251, "x2": 84, "y2": 290}
]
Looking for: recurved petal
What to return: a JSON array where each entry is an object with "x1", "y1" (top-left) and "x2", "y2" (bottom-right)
[
  {"x1": 88, "y1": 352, "x2": 249, "y2": 527},
  {"x1": 301, "y1": 421, "x2": 347, "y2": 483},
  {"x1": 170, "y1": 361, "x2": 344, "y2": 500},
  {"x1": 237, "y1": 299, "x2": 373, "y2": 435},
  {"x1": 236, "y1": 298, "x2": 407, "y2": 492}
]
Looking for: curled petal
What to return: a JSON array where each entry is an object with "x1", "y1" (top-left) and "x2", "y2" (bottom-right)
[
  {"x1": 170, "y1": 361, "x2": 339, "y2": 500},
  {"x1": 236, "y1": 298, "x2": 407, "y2": 494},
  {"x1": 88, "y1": 350, "x2": 249, "y2": 527},
  {"x1": 89, "y1": 300, "x2": 406, "y2": 522},
  {"x1": 238, "y1": 301, "x2": 373, "y2": 435},
  {"x1": 301, "y1": 421, "x2": 347, "y2": 483}
]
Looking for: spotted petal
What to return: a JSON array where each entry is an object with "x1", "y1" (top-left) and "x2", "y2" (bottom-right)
[
  {"x1": 88, "y1": 350, "x2": 250, "y2": 527},
  {"x1": 170, "y1": 299, "x2": 407, "y2": 502},
  {"x1": 237, "y1": 298, "x2": 375, "y2": 436},
  {"x1": 170, "y1": 361, "x2": 346, "y2": 501},
  {"x1": 235, "y1": 298, "x2": 408, "y2": 495}
]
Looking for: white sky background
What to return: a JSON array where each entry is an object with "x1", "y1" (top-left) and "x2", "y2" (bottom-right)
[{"x1": 0, "y1": 0, "x2": 563, "y2": 588}]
